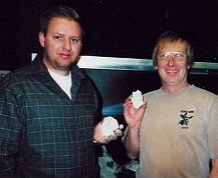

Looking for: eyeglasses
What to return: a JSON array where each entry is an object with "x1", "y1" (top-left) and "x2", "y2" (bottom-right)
[{"x1": 157, "y1": 51, "x2": 188, "y2": 61}]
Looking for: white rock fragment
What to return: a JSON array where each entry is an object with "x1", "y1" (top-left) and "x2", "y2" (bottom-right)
[
  {"x1": 132, "y1": 90, "x2": 144, "y2": 109},
  {"x1": 101, "y1": 116, "x2": 119, "y2": 137}
]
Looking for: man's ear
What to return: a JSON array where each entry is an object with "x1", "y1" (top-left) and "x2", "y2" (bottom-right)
[{"x1": 39, "y1": 32, "x2": 45, "y2": 47}]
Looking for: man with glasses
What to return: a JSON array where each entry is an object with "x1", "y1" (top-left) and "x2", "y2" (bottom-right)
[{"x1": 123, "y1": 31, "x2": 218, "y2": 178}]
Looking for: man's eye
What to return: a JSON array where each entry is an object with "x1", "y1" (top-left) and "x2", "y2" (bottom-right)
[
  {"x1": 175, "y1": 53, "x2": 185, "y2": 58},
  {"x1": 160, "y1": 54, "x2": 169, "y2": 58},
  {"x1": 71, "y1": 38, "x2": 79, "y2": 43},
  {"x1": 175, "y1": 54, "x2": 181, "y2": 57},
  {"x1": 54, "y1": 36, "x2": 62, "y2": 40}
]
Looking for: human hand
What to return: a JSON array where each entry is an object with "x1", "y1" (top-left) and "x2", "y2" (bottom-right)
[
  {"x1": 102, "y1": 124, "x2": 124, "y2": 144},
  {"x1": 209, "y1": 159, "x2": 218, "y2": 178},
  {"x1": 93, "y1": 117, "x2": 124, "y2": 144},
  {"x1": 123, "y1": 95, "x2": 147, "y2": 128}
]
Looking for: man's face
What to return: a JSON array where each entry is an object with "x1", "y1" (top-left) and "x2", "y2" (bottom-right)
[
  {"x1": 39, "y1": 17, "x2": 82, "y2": 75},
  {"x1": 156, "y1": 41, "x2": 189, "y2": 89}
]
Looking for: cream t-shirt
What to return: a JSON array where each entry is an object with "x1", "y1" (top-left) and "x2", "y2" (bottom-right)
[{"x1": 137, "y1": 85, "x2": 218, "y2": 178}]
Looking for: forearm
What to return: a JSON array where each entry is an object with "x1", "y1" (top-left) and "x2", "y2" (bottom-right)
[
  {"x1": 209, "y1": 158, "x2": 218, "y2": 178},
  {"x1": 124, "y1": 127, "x2": 140, "y2": 160}
]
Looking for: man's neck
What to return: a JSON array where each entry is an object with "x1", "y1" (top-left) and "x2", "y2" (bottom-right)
[{"x1": 162, "y1": 82, "x2": 190, "y2": 93}]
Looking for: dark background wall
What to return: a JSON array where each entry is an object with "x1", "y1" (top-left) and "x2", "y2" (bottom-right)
[{"x1": 0, "y1": 0, "x2": 218, "y2": 70}]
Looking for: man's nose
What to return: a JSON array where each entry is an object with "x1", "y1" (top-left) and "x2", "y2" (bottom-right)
[
  {"x1": 63, "y1": 40, "x2": 72, "y2": 51},
  {"x1": 167, "y1": 55, "x2": 175, "y2": 65}
]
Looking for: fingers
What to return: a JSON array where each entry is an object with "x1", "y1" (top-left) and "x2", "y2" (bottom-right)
[
  {"x1": 119, "y1": 124, "x2": 124, "y2": 129},
  {"x1": 114, "y1": 128, "x2": 123, "y2": 137},
  {"x1": 104, "y1": 128, "x2": 124, "y2": 143}
]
